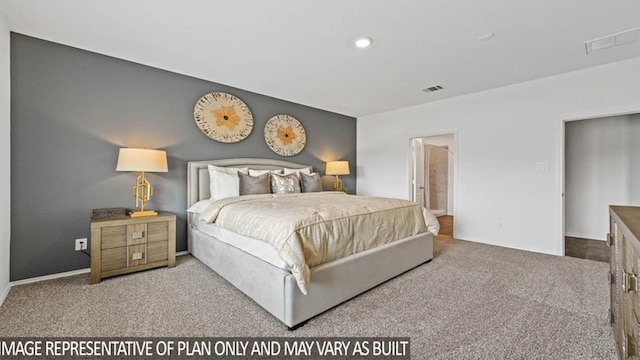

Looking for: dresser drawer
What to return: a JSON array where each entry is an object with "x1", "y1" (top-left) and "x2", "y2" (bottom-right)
[
  {"x1": 101, "y1": 247, "x2": 127, "y2": 272},
  {"x1": 148, "y1": 222, "x2": 168, "y2": 243},
  {"x1": 148, "y1": 240, "x2": 168, "y2": 263},
  {"x1": 101, "y1": 225, "x2": 127, "y2": 249}
]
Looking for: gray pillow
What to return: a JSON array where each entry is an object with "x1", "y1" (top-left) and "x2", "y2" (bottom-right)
[
  {"x1": 238, "y1": 172, "x2": 271, "y2": 195},
  {"x1": 270, "y1": 173, "x2": 301, "y2": 194},
  {"x1": 300, "y1": 172, "x2": 323, "y2": 192}
]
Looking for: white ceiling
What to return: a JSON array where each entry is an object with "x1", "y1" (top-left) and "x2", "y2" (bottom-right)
[{"x1": 1, "y1": 0, "x2": 640, "y2": 117}]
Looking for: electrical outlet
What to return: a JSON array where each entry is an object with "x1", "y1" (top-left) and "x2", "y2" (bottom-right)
[{"x1": 75, "y1": 238, "x2": 87, "y2": 251}]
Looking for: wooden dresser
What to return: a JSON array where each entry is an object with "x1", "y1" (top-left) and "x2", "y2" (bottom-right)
[
  {"x1": 609, "y1": 206, "x2": 640, "y2": 359},
  {"x1": 90, "y1": 212, "x2": 176, "y2": 284}
]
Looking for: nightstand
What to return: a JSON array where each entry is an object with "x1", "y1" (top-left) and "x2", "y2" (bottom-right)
[{"x1": 90, "y1": 212, "x2": 176, "y2": 284}]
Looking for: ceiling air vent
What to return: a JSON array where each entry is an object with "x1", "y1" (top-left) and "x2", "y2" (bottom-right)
[
  {"x1": 585, "y1": 27, "x2": 640, "y2": 54},
  {"x1": 422, "y1": 85, "x2": 444, "y2": 93}
]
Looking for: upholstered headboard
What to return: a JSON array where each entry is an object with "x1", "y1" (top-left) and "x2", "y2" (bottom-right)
[{"x1": 186, "y1": 158, "x2": 313, "y2": 208}]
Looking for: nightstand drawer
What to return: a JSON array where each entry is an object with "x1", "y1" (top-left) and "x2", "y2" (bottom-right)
[
  {"x1": 148, "y1": 222, "x2": 168, "y2": 242},
  {"x1": 101, "y1": 225, "x2": 127, "y2": 249},
  {"x1": 102, "y1": 247, "x2": 127, "y2": 272},
  {"x1": 148, "y1": 240, "x2": 168, "y2": 263}
]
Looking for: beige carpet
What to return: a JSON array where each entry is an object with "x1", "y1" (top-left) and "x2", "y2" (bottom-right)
[{"x1": 0, "y1": 237, "x2": 616, "y2": 359}]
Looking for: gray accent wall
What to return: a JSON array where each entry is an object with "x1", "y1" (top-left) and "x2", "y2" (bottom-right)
[{"x1": 10, "y1": 33, "x2": 356, "y2": 281}]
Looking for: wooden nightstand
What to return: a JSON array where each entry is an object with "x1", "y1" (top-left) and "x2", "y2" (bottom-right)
[{"x1": 90, "y1": 212, "x2": 176, "y2": 284}]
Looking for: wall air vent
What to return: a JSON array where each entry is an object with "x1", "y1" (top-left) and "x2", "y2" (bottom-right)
[
  {"x1": 585, "y1": 27, "x2": 640, "y2": 54},
  {"x1": 422, "y1": 85, "x2": 444, "y2": 93}
]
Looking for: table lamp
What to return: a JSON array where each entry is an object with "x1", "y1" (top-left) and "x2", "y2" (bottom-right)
[
  {"x1": 116, "y1": 148, "x2": 168, "y2": 217},
  {"x1": 326, "y1": 160, "x2": 350, "y2": 191}
]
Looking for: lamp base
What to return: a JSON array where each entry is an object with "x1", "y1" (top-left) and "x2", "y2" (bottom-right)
[
  {"x1": 333, "y1": 175, "x2": 343, "y2": 192},
  {"x1": 129, "y1": 210, "x2": 158, "y2": 218}
]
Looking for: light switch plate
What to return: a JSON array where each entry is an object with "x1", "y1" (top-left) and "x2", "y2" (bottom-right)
[{"x1": 535, "y1": 161, "x2": 549, "y2": 172}]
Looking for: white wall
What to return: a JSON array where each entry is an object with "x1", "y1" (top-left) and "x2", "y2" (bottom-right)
[
  {"x1": 565, "y1": 114, "x2": 640, "y2": 240},
  {"x1": 0, "y1": 15, "x2": 11, "y2": 304},
  {"x1": 358, "y1": 56, "x2": 640, "y2": 256}
]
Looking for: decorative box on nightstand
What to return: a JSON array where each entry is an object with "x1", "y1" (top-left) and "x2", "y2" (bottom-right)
[{"x1": 90, "y1": 212, "x2": 176, "y2": 284}]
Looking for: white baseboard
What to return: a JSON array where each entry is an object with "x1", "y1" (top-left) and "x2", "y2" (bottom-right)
[
  {"x1": 11, "y1": 252, "x2": 190, "y2": 287},
  {"x1": 11, "y1": 268, "x2": 91, "y2": 286},
  {"x1": 565, "y1": 232, "x2": 606, "y2": 241},
  {"x1": 0, "y1": 282, "x2": 10, "y2": 306}
]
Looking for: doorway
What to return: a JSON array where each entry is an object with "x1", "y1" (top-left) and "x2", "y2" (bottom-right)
[
  {"x1": 563, "y1": 112, "x2": 640, "y2": 261},
  {"x1": 410, "y1": 133, "x2": 455, "y2": 237}
]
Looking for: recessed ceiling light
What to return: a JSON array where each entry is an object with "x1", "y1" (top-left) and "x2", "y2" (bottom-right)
[{"x1": 355, "y1": 37, "x2": 373, "y2": 48}]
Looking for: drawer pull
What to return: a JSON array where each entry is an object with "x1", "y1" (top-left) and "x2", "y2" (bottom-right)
[
  {"x1": 131, "y1": 252, "x2": 144, "y2": 261},
  {"x1": 607, "y1": 233, "x2": 613, "y2": 246},
  {"x1": 132, "y1": 231, "x2": 144, "y2": 239},
  {"x1": 611, "y1": 272, "x2": 616, "y2": 285},
  {"x1": 623, "y1": 271, "x2": 638, "y2": 293}
]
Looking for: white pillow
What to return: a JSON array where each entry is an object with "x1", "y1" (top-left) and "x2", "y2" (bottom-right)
[
  {"x1": 210, "y1": 171, "x2": 240, "y2": 200},
  {"x1": 207, "y1": 165, "x2": 248, "y2": 200},
  {"x1": 283, "y1": 167, "x2": 312, "y2": 179},
  {"x1": 248, "y1": 168, "x2": 283, "y2": 176},
  {"x1": 187, "y1": 199, "x2": 215, "y2": 214}
]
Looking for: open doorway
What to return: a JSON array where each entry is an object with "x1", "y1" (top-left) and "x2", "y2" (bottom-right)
[
  {"x1": 563, "y1": 112, "x2": 640, "y2": 262},
  {"x1": 410, "y1": 133, "x2": 455, "y2": 238}
]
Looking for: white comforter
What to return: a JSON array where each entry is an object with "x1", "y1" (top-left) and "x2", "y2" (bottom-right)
[{"x1": 200, "y1": 192, "x2": 439, "y2": 294}]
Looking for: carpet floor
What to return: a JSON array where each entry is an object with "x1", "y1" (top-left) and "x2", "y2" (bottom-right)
[{"x1": 0, "y1": 237, "x2": 616, "y2": 359}]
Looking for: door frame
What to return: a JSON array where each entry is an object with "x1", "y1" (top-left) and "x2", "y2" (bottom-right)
[
  {"x1": 408, "y1": 130, "x2": 458, "y2": 232},
  {"x1": 560, "y1": 108, "x2": 640, "y2": 256}
]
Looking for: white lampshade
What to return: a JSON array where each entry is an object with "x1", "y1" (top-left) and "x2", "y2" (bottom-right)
[
  {"x1": 326, "y1": 161, "x2": 350, "y2": 176},
  {"x1": 116, "y1": 148, "x2": 168, "y2": 172}
]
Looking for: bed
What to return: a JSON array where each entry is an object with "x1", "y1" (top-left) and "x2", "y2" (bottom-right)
[{"x1": 187, "y1": 158, "x2": 436, "y2": 329}]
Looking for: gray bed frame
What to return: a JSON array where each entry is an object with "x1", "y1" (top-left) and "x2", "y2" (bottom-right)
[{"x1": 187, "y1": 158, "x2": 433, "y2": 329}]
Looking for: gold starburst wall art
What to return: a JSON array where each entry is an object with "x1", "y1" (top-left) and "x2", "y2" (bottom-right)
[
  {"x1": 193, "y1": 92, "x2": 253, "y2": 143},
  {"x1": 264, "y1": 114, "x2": 306, "y2": 156}
]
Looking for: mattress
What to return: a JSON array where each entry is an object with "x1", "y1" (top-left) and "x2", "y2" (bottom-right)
[{"x1": 191, "y1": 213, "x2": 289, "y2": 271}]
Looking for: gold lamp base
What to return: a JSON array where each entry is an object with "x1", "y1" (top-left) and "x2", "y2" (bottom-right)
[
  {"x1": 129, "y1": 171, "x2": 158, "y2": 217},
  {"x1": 129, "y1": 210, "x2": 158, "y2": 218},
  {"x1": 333, "y1": 175, "x2": 343, "y2": 192}
]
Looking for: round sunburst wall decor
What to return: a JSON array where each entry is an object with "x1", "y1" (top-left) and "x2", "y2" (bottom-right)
[
  {"x1": 264, "y1": 114, "x2": 306, "y2": 156},
  {"x1": 193, "y1": 92, "x2": 254, "y2": 143}
]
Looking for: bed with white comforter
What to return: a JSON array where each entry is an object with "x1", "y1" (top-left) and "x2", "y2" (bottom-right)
[{"x1": 187, "y1": 158, "x2": 437, "y2": 328}]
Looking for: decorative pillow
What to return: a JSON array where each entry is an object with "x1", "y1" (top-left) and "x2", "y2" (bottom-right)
[
  {"x1": 270, "y1": 173, "x2": 302, "y2": 194},
  {"x1": 248, "y1": 168, "x2": 283, "y2": 176},
  {"x1": 300, "y1": 172, "x2": 323, "y2": 193},
  {"x1": 207, "y1": 165, "x2": 248, "y2": 200},
  {"x1": 283, "y1": 167, "x2": 312, "y2": 179},
  {"x1": 239, "y1": 172, "x2": 271, "y2": 195}
]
